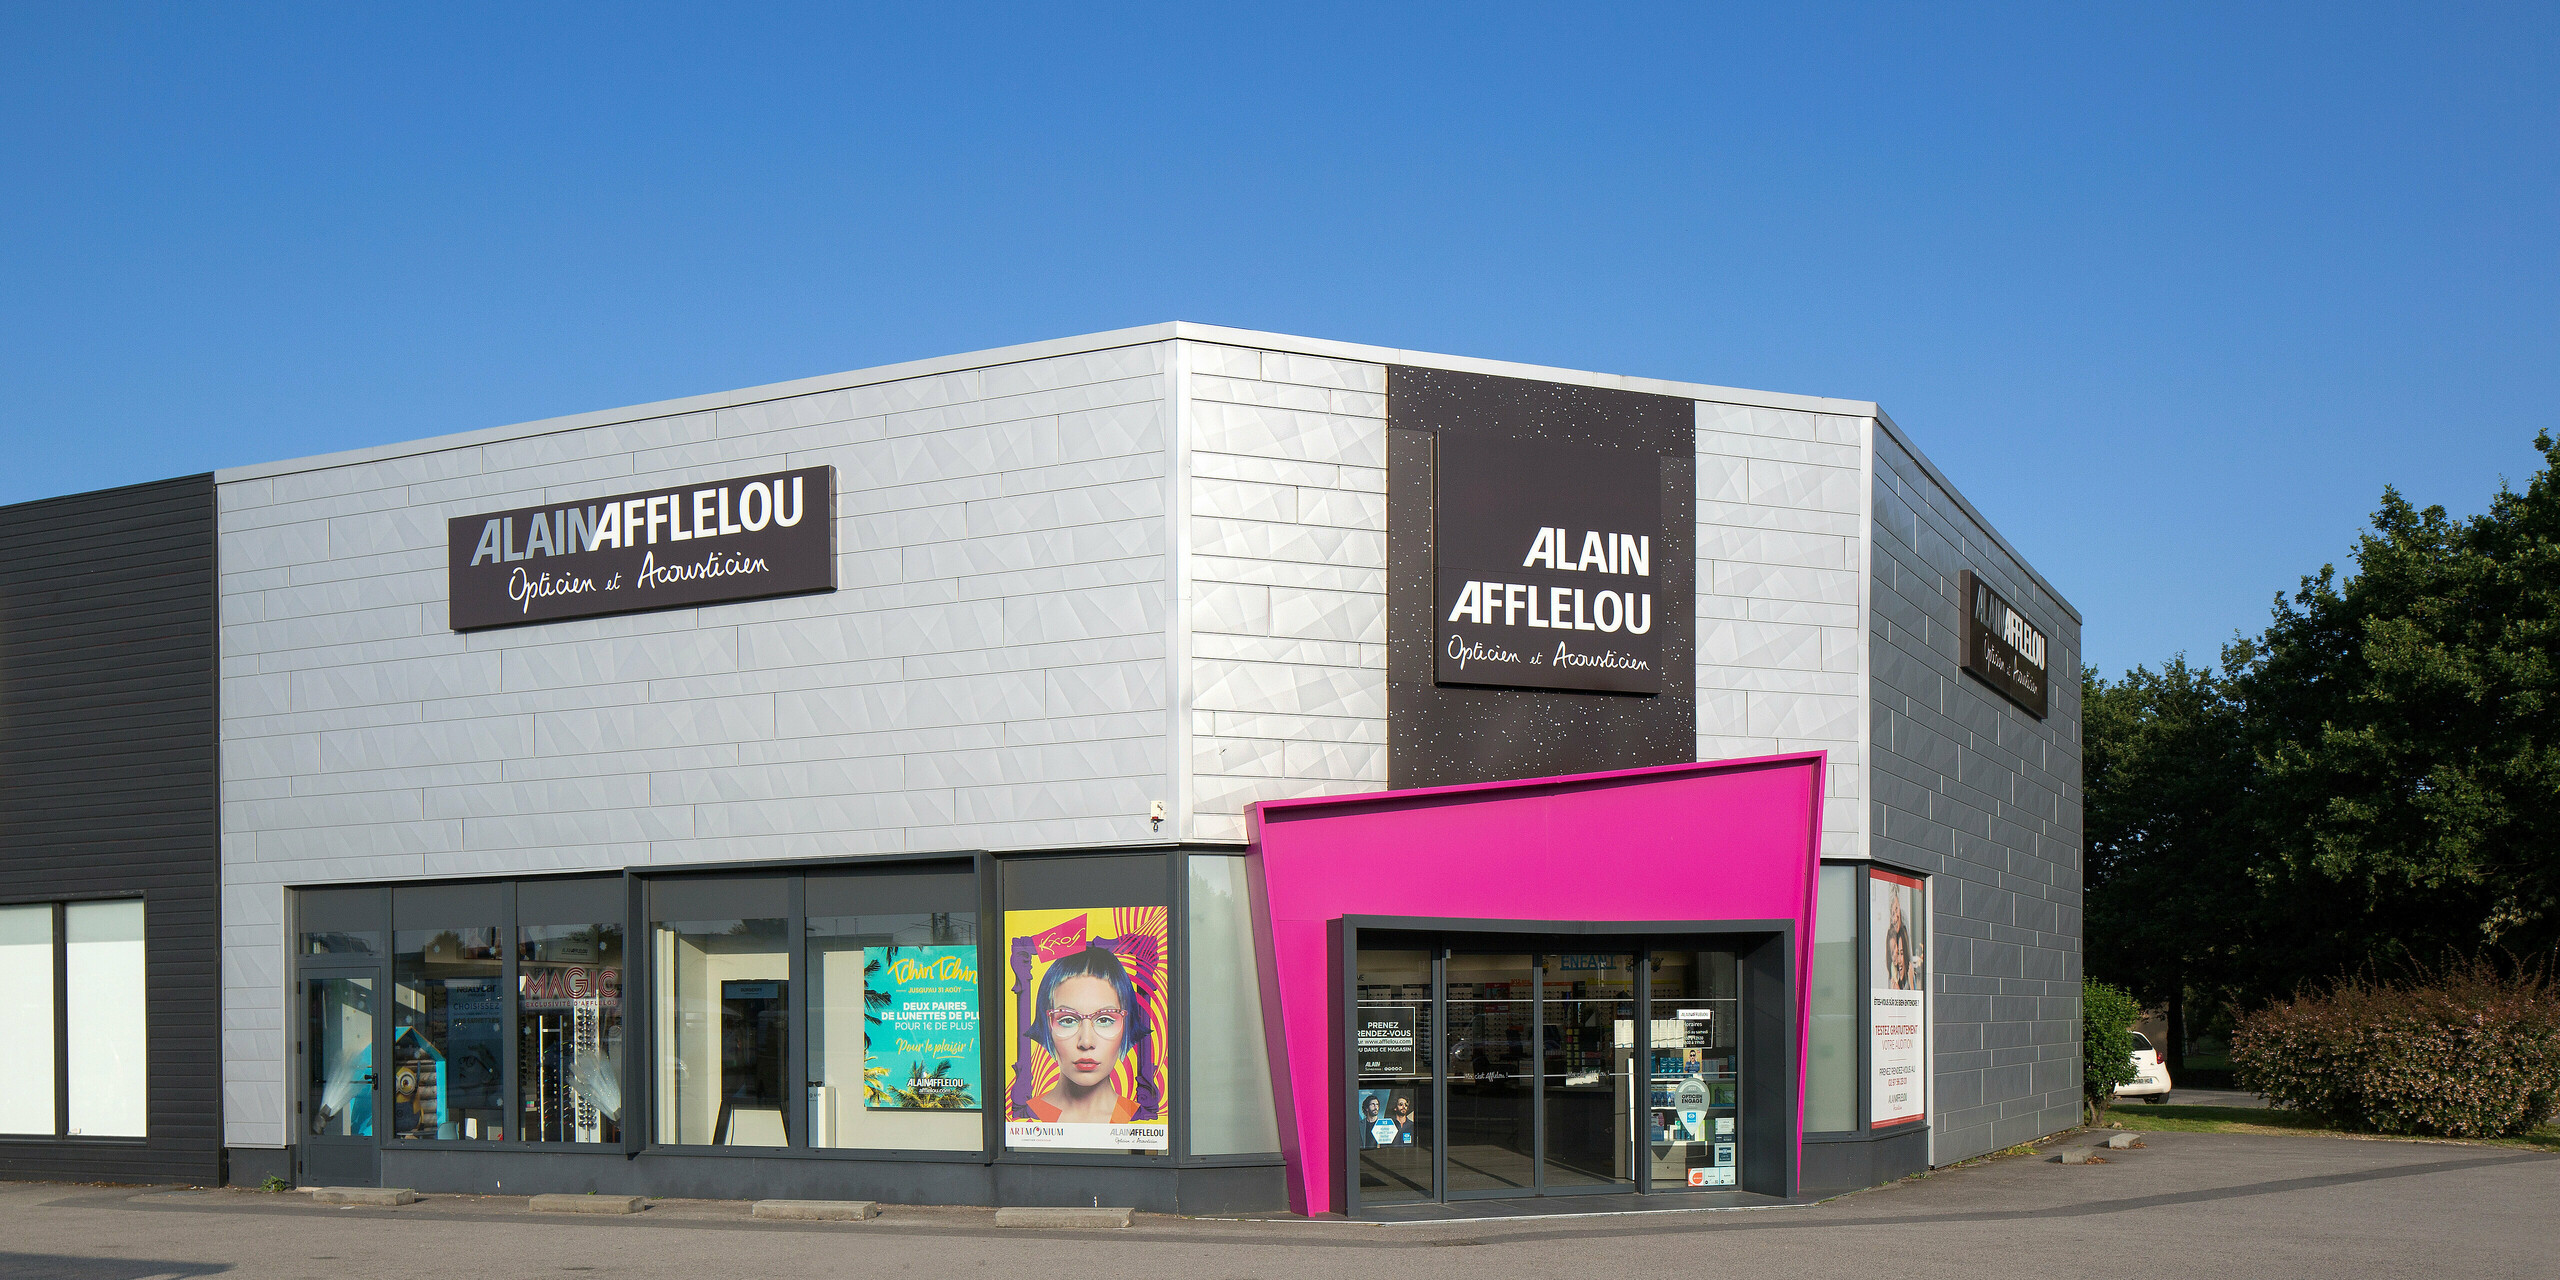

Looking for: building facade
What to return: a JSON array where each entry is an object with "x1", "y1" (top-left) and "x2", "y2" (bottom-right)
[{"x1": 0, "y1": 324, "x2": 2080, "y2": 1213}]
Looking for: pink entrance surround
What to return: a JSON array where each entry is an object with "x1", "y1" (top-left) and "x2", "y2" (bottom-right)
[{"x1": 1242, "y1": 753, "x2": 1826, "y2": 1216}]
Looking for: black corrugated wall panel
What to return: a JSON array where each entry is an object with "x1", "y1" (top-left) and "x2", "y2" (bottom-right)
[{"x1": 0, "y1": 474, "x2": 221, "y2": 1185}]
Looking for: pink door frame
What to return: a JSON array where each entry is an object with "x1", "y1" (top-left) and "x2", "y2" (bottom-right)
[{"x1": 1242, "y1": 753, "x2": 1827, "y2": 1216}]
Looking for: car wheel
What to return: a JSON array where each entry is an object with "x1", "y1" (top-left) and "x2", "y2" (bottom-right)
[{"x1": 2143, "y1": 1094, "x2": 2168, "y2": 1105}]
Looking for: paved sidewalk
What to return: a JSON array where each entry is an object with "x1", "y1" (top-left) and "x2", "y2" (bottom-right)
[{"x1": 1, "y1": 1128, "x2": 2553, "y2": 1279}]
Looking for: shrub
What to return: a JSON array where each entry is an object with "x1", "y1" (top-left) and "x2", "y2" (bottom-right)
[
  {"x1": 2231, "y1": 957, "x2": 2560, "y2": 1139},
  {"x1": 2084, "y1": 978, "x2": 2141, "y2": 1120}
]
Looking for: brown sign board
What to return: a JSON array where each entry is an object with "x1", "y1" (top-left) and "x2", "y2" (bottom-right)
[
  {"x1": 1959, "y1": 569, "x2": 2049, "y2": 718},
  {"x1": 446, "y1": 465, "x2": 835, "y2": 631},
  {"x1": 1433, "y1": 435, "x2": 1668, "y2": 694}
]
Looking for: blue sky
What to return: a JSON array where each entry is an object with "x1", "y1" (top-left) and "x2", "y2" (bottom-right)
[{"x1": 2, "y1": 3, "x2": 2550, "y2": 675}]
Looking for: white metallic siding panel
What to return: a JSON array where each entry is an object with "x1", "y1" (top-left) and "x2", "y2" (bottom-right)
[
  {"x1": 218, "y1": 343, "x2": 1177, "y2": 1148},
  {"x1": 1181, "y1": 343, "x2": 1391, "y2": 842}
]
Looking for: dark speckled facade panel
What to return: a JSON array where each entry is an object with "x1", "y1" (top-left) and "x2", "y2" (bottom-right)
[{"x1": 1387, "y1": 366, "x2": 1695, "y2": 788}]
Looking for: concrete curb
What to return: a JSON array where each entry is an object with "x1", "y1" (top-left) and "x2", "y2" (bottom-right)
[
  {"x1": 751, "y1": 1200, "x2": 881, "y2": 1221},
  {"x1": 530, "y1": 1194, "x2": 647, "y2": 1215},
  {"x1": 994, "y1": 1206, "x2": 1135, "y2": 1229},
  {"x1": 307, "y1": 1187, "x2": 418, "y2": 1206}
]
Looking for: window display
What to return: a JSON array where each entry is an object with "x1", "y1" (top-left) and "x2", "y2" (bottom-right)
[
  {"x1": 517, "y1": 905, "x2": 624, "y2": 1145},
  {"x1": 392, "y1": 924, "x2": 505, "y2": 1141},
  {"x1": 805, "y1": 866, "x2": 980, "y2": 1151},
  {"x1": 651, "y1": 877, "x2": 789, "y2": 1147},
  {"x1": 1870, "y1": 869, "x2": 1927, "y2": 1128},
  {"x1": 1647, "y1": 949, "x2": 1739, "y2": 1188}
]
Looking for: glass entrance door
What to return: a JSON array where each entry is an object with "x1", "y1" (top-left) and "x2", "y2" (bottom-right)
[
  {"x1": 302, "y1": 972, "x2": 381, "y2": 1186},
  {"x1": 1346, "y1": 934, "x2": 1754, "y2": 1213},
  {"x1": 1538, "y1": 952, "x2": 1637, "y2": 1192},
  {"x1": 1443, "y1": 952, "x2": 1535, "y2": 1196},
  {"x1": 1354, "y1": 948, "x2": 1435, "y2": 1203}
]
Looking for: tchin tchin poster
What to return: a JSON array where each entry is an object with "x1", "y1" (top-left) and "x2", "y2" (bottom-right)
[{"x1": 1002, "y1": 907, "x2": 1170, "y2": 1152}]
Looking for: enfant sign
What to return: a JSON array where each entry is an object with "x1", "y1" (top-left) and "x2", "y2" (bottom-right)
[
  {"x1": 1958, "y1": 569, "x2": 2049, "y2": 718},
  {"x1": 446, "y1": 466, "x2": 836, "y2": 630},
  {"x1": 1433, "y1": 436, "x2": 1664, "y2": 694}
]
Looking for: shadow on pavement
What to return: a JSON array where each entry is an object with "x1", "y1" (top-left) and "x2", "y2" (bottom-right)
[{"x1": 0, "y1": 1254, "x2": 231, "y2": 1278}]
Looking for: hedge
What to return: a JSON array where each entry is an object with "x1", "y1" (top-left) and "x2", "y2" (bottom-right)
[
  {"x1": 2084, "y1": 978, "x2": 2141, "y2": 1117},
  {"x1": 2231, "y1": 957, "x2": 2560, "y2": 1139}
]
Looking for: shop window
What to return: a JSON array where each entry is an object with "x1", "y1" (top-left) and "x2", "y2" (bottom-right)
[
  {"x1": 804, "y1": 866, "x2": 980, "y2": 1151},
  {"x1": 1647, "y1": 949, "x2": 1740, "y2": 1187},
  {"x1": 517, "y1": 878, "x2": 626, "y2": 1144},
  {"x1": 0, "y1": 905, "x2": 56, "y2": 1135},
  {"x1": 65, "y1": 901, "x2": 148, "y2": 1137},
  {"x1": 391, "y1": 884, "x2": 506, "y2": 1141},
  {"x1": 651, "y1": 877, "x2": 788, "y2": 1147},
  {"x1": 999, "y1": 855, "x2": 1170, "y2": 1156},
  {"x1": 1870, "y1": 869, "x2": 1928, "y2": 1129},
  {"x1": 0, "y1": 899, "x2": 149, "y2": 1138},
  {"x1": 1804, "y1": 866, "x2": 1859, "y2": 1132},
  {"x1": 1184, "y1": 856, "x2": 1278, "y2": 1155}
]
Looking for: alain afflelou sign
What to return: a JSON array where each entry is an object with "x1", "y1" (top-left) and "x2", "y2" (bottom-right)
[
  {"x1": 1434, "y1": 436, "x2": 1663, "y2": 694},
  {"x1": 446, "y1": 466, "x2": 835, "y2": 631},
  {"x1": 1959, "y1": 569, "x2": 2048, "y2": 718}
]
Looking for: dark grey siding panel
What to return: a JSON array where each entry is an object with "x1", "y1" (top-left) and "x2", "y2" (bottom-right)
[
  {"x1": 0, "y1": 474, "x2": 221, "y2": 1185},
  {"x1": 1867, "y1": 434, "x2": 2083, "y2": 1164}
]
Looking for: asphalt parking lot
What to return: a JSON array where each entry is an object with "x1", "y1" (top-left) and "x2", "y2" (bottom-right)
[{"x1": 1, "y1": 1128, "x2": 2552, "y2": 1280}]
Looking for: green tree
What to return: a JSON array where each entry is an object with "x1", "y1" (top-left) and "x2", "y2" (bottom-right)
[
  {"x1": 2083, "y1": 657, "x2": 2256, "y2": 1070},
  {"x1": 2232, "y1": 431, "x2": 2560, "y2": 984}
]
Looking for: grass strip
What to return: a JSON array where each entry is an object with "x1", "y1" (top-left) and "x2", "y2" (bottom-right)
[{"x1": 2106, "y1": 1104, "x2": 2560, "y2": 1153}]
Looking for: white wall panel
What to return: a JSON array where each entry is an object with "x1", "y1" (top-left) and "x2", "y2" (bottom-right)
[
  {"x1": 220, "y1": 343, "x2": 1176, "y2": 1147},
  {"x1": 1694, "y1": 405, "x2": 1869, "y2": 856},
  {"x1": 1180, "y1": 343, "x2": 1392, "y2": 840}
]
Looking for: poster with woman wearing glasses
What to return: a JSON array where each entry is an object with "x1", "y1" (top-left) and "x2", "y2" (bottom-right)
[{"x1": 1003, "y1": 907, "x2": 1170, "y2": 1151}]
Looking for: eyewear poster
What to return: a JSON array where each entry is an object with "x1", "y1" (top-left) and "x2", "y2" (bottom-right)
[
  {"x1": 1871, "y1": 869, "x2": 1927, "y2": 1127},
  {"x1": 1003, "y1": 907, "x2": 1169, "y2": 1151},
  {"x1": 1356, "y1": 1087, "x2": 1419, "y2": 1148},
  {"x1": 862, "y1": 945, "x2": 981, "y2": 1110}
]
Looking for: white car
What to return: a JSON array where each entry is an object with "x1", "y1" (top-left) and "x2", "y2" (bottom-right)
[{"x1": 2113, "y1": 1030, "x2": 2173, "y2": 1103}]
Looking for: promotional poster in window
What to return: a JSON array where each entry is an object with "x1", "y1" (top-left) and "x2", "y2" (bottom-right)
[
  {"x1": 1871, "y1": 869, "x2": 1928, "y2": 1127},
  {"x1": 861, "y1": 944, "x2": 981, "y2": 1110},
  {"x1": 1003, "y1": 907, "x2": 1170, "y2": 1151}
]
